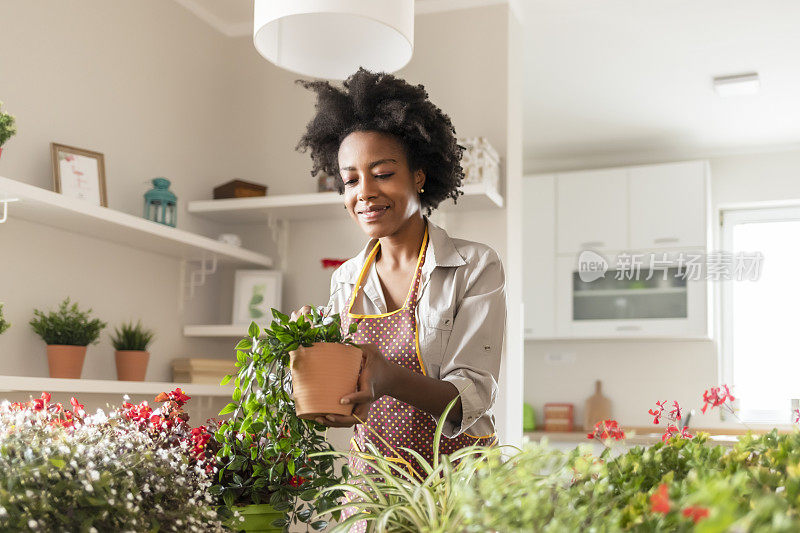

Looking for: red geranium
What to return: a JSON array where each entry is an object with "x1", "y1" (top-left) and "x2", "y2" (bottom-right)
[
  {"x1": 650, "y1": 483, "x2": 671, "y2": 514},
  {"x1": 587, "y1": 419, "x2": 626, "y2": 441},
  {"x1": 682, "y1": 505, "x2": 710, "y2": 523},
  {"x1": 701, "y1": 385, "x2": 735, "y2": 414}
]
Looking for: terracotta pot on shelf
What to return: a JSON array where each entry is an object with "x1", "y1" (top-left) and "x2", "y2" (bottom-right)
[
  {"x1": 115, "y1": 350, "x2": 150, "y2": 381},
  {"x1": 289, "y1": 342, "x2": 362, "y2": 420},
  {"x1": 46, "y1": 345, "x2": 87, "y2": 379}
]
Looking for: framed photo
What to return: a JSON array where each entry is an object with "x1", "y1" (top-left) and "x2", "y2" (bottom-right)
[
  {"x1": 50, "y1": 143, "x2": 108, "y2": 207},
  {"x1": 232, "y1": 270, "x2": 283, "y2": 325}
]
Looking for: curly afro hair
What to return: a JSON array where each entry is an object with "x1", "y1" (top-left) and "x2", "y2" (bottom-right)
[{"x1": 295, "y1": 68, "x2": 464, "y2": 213}]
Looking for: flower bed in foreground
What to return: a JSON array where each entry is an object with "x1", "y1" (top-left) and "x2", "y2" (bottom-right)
[{"x1": 0, "y1": 390, "x2": 224, "y2": 532}]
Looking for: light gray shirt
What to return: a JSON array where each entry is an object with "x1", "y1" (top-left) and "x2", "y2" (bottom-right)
[{"x1": 326, "y1": 219, "x2": 506, "y2": 439}]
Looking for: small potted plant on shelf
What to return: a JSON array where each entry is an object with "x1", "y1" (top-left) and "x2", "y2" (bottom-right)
[
  {"x1": 0, "y1": 101, "x2": 16, "y2": 159},
  {"x1": 110, "y1": 319, "x2": 155, "y2": 381},
  {"x1": 211, "y1": 308, "x2": 359, "y2": 532},
  {"x1": 0, "y1": 303, "x2": 10, "y2": 335},
  {"x1": 29, "y1": 297, "x2": 106, "y2": 379}
]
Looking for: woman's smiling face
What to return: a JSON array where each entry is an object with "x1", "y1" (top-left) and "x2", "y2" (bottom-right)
[{"x1": 338, "y1": 130, "x2": 425, "y2": 239}]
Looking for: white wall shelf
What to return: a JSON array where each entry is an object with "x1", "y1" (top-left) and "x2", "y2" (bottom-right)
[
  {"x1": 0, "y1": 375, "x2": 233, "y2": 397},
  {"x1": 183, "y1": 324, "x2": 250, "y2": 338},
  {"x1": 187, "y1": 182, "x2": 505, "y2": 224},
  {"x1": 0, "y1": 176, "x2": 273, "y2": 267}
]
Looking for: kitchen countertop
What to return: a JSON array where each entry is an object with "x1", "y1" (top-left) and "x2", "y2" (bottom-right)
[{"x1": 522, "y1": 426, "x2": 791, "y2": 448}]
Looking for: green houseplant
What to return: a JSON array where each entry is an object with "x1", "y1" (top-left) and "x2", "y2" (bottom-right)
[
  {"x1": 0, "y1": 101, "x2": 16, "y2": 159},
  {"x1": 29, "y1": 297, "x2": 106, "y2": 379},
  {"x1": 211, "y1": 308, "x2": 356, "y2": 532},
  {"x1": 0, "y1": 303, "x2": 10, "y2": 335},
  {"x1": 110, "y1": 320, "x2": 155, "y2": 381}
]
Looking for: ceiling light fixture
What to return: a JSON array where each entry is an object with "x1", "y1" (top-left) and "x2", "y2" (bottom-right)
[
  {"x1": 253, "y1": 0, "x2": 414, "y2": 80},
  {"x1": 713, "y1": 72, "x2": 760, "y2": 97}
]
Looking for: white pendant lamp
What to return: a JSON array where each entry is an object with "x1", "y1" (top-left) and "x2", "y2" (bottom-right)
[{"x1": 253, "y1": 0, "x2": 414, "y2": 80}]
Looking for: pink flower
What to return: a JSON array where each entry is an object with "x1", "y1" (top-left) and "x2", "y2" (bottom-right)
[{"x1": 701, "y1": 385, "x2": 735, "y2": 414}]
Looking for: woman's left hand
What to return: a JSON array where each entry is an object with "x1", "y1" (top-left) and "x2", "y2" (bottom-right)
[{"x1": 314, "y1": 343, "x2": 396, "y2": 428}]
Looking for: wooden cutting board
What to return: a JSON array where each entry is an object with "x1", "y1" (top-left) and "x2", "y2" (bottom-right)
[{"x1": 584, "y1": 380, "x2": 612, "y2": 430}]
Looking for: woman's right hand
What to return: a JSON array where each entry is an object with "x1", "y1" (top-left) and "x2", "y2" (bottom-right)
[{"x1": 290, "y1": 305, "x2": 313, "y2": 321}]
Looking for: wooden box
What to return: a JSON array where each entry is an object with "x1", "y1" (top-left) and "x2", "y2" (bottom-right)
[
  {"x1": 543, "y1": 402, "x2": 574, "y2": 432},
  {"x1": 172, "y1": 358, "x2": 236, "y2": 385},
  {"x1": 213, "y1": 179, "x2": 267, "y2": 199}
]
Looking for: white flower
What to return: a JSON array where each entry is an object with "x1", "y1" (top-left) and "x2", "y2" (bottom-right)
[{"x1": 28, "y1": 519, "x2": 36, "y2": 528}]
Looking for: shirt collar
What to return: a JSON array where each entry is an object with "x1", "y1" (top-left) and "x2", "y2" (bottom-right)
[{"x1": 334, "y1": 217, "x2": 466, "y2": 285}]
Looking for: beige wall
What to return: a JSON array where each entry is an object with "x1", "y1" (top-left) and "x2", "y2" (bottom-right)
[{"x1": 523, "y1": 147, "x2": 800, "y2": 430}]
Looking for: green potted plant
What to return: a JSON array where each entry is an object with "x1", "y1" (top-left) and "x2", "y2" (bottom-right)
[
  {"x1": 0, "y1": 303, "x2": 10, "y2": 335},
  {"x1": 0, "y1": 101, "x2": 16, "y2": 159},
  {"x1": 110, "y1": 320, "x2": 155, "y2": 381},
  {"x1": 211, "y1": 308, "x2": 357, "y2": 532},
  {"x1": 29, "y1": 297, "x2": 106, "y2": 379}
]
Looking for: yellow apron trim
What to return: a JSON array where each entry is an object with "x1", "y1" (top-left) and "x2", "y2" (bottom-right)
[
  {"x1": 464, "y1": 431, "x2": 497, "y2": 440},
  {"x1": 347, "y1": 225, "x2": 429, "y2": 319}
]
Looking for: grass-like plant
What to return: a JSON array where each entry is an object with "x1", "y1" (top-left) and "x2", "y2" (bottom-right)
[
  {"x1": 312, "y1": 394, "x2": 500, "y2": 532},
  {"x1": 109, "y1": 320, "x2": 155, "y2": 351},
  {"x1": 0, "y1": 101, "x2": 16, "y2": 147},
  {"x1": 0, "y1": 303, "x2": 9, "y2": 335},
  {"x1": 29, "y1": 297, "x2": 106, "y2": 346}
]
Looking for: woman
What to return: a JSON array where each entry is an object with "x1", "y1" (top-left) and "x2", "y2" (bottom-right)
[{"x1": 294, "y1": 68, "x2": 506, "y2": 496}]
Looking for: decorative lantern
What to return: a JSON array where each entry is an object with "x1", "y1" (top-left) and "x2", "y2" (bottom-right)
[{"x1": 143, "y1": 177, "x2": 177, "y2": 227}]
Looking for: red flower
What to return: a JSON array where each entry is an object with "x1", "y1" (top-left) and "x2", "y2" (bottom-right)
[
  {"x1": 669, "y1": 401, "x2": 682, "y2": 421},
  {"x1": 41, "y1": 392, "x2": 51, "y2": 404},
  {"x1": 70, "y1": 397, "x2": 85, "y2": 413},
  {"x1": 795, "y1": 408, "x2": 800, "y2": 424},
  {"x1": 288, "y1": 475, "x2": 306, "y2": 488},
  {"x1": 32, "y1": 398, "x2": 45, "y2": 411},
  {"x1": 587, "y1": 419, "x2": 626, "y2": 441},
  {"x1": 682, "y1": 505, "x2": 709, "y2": 523},
  {"x1": 701, "y1": 385, "x2": 735, "y2": 414},
  {"x1": 649, "y1": 400, "x2": 667, "y2": 424},
  {"x1": 650, "y1": 483, "x2": 671, "y2": 514}
]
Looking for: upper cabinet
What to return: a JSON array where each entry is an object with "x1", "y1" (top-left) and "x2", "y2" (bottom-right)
[
  {"x1": 556, "y1": 168, "x2": 628, "y2": 254},
  {"x1": 628, "y1": 161, "x2": 709, "y2": 250},
  {"x1": 555, "y1": 161, "x2": 710, "y2": 255}
]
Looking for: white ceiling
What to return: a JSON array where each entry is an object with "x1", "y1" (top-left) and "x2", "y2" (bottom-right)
[{"x1": 174, "y1": 0, "x2": 800, "y2": 171}]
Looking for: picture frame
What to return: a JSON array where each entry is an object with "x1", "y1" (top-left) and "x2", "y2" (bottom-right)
[
  {"x1": 50, "y1": 143, "x2": 108, "y2": 207},
  {"x1": 232, "y1": 270, "x2": 283, "y2": 325}
]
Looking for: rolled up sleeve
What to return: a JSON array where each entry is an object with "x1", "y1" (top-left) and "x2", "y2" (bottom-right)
[{"x1": 438, "y1": 248, "x2": 506, "y2": 438}]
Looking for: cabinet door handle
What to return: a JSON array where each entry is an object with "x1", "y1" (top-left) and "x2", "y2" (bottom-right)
[
  {"x1": 653, "y1": 237, "x2": 679, "y2": 244},
  {"x1": 580, "y1": 240, "x2": 605, "y2": 248},
  {"x1": 615, "y1": 325, "x2": 641, "y2": 331}
]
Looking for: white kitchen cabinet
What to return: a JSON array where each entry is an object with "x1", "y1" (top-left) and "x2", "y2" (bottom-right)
[
  {"x1": 523, "y1": 160, "x2": 713, "y2": 340},
  {"x1": 556, "y1": 168, "x2": 628, "y2": 254},
  {"x1": 522, "y1": 174, "x2": 556, "y2": 339},
  {"x1": 628, "y1": 161, "x2": 710, "y2": 250}
]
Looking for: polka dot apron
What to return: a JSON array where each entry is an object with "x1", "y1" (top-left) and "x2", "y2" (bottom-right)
[{"x1": 338, "y1": 225, "x2": 496, "y2": 532}]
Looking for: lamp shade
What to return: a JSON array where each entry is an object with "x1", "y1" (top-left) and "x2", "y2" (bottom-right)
[{"x1": 253, "y1": 0, "x2": 414, "y2": 80}]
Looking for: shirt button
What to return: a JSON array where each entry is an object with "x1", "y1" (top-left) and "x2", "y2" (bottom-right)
[{"x1": 483, "y1": 345, "x2": 491, "y2": 351}]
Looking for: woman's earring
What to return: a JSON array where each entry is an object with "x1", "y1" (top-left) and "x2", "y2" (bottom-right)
[{"x1": 419, "y1": 188, "x2": 425, "y2": 194}]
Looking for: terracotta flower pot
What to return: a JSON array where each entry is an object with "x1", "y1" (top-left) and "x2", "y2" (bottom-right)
[
  {"x1": 289, "y1": 342, "x2": 362, "y2": 420},
  {"x1": 115, "y1": 350, "x2": 150, "y2": 381},
  {"x1": 46, "y1": 345, "x2": 87, "y2": 379}
]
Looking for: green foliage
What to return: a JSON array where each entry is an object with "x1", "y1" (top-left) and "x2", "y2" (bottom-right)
[
  {"x1": 212, "y1": 307, "x2": 357, "y2": 531},
  {"x1": 315, "y1": 395, "x2": 488, "y2": 532},
  {"x1": 109, "y1": 320, "x2": 155, "y2": 351},
  {"x1": 0, "y1": 101, "x2": 16, "y2": 146},
  {"x1": 313, "y1": 411, "x2": 800, "y2": 533},
  {"x1": 29, "y1": 297, "x2": 107, "y2": 346},
  {"x1": 0, "y1": 303, "x2": 10, "y2": 335}
]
